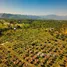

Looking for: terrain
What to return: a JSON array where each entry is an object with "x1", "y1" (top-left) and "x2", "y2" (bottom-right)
[
  {"x1": 0, "y1": 19, "x2": 67, "y2": 67},
  {"x1": 0, "y1": 13, "x2": 67, "y2": 20}
]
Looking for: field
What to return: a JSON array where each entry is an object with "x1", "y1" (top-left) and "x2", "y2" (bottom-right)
[{"x1": 0, "y1": 19, "x2": 67, "y2": 67}]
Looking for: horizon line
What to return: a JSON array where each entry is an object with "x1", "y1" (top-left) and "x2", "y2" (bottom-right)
[{"x1": 0, "y1": 12, "x2": 67, "y2": 16}]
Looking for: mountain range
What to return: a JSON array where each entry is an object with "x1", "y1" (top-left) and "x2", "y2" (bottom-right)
[{"x1": 0, "y1": 13, "x2": 67, "y2": 20}]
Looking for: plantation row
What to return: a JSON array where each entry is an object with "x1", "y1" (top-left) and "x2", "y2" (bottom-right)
[
  {"x1": 0, "y1": 45, "x2": 32, "y2": 67},
  {"x1": 0, "y1": 19, "x2": 67, "y2": 67},
  {"x1": 4, "y1": 37, "x2": 67, "y2": 67}
]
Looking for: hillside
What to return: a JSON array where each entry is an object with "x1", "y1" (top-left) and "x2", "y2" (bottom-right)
[
  {"x1": 0, "y1": 19, "x2": 67, "y2": 67},
  {"x1": 0, "y1": 13, "x2": 67, "y2": 20}
]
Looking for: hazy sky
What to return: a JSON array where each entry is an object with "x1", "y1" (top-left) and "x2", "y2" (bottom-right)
[{"x1": 0, "y1": 0, "x2": 67, "y2": 16}]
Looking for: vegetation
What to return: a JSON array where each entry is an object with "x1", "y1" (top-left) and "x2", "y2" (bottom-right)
[{"x1": 0, "y1": 19, "x2": 67, "y2": 67}]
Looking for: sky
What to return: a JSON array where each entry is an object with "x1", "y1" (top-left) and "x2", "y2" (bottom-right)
[{"x1": 0, "y1": 0, "x2": 67, "y2": 16}]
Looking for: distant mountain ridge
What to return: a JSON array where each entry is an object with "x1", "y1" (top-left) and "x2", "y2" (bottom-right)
[{"x1": 0, "y1": 13, "x2": 67, "y2": 20}]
